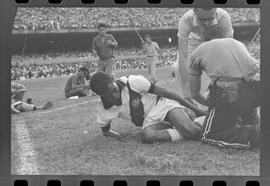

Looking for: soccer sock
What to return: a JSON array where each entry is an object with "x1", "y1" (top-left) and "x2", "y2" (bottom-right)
[
  {"x1": 166, "y1": 128, "x2": 182, "y2": 142},
  {"x1": 194, "y1": 116, "x2": 206, "y2": 128}
]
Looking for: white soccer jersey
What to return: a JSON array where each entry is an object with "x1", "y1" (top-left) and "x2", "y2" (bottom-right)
[{"x1": 96, "y1": 75, "x2": 184, "y2": 129}]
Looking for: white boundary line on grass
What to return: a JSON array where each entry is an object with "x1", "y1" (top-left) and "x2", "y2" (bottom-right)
[
  {"x1": 15, "y1": 120, "x2": 39, "y2": 175},
  {"x1": 37, "y1": 79, "x2": 176, "y2": 115},
  {"x1": 38, "y1": 99, "x2": 97, "y2": 115}
]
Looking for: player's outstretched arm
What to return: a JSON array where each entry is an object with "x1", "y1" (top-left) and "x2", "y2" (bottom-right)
[
  {"x1": 189, "y1": 75, "x2": 208, "y2": 106},
  {"x1": 152, "y1": 85, "x2": 208, "y2": 116}
]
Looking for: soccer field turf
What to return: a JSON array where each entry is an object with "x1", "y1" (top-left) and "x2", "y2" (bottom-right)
[{"x1": 11, "y1": 67, "x2": 259, "y2": 175}]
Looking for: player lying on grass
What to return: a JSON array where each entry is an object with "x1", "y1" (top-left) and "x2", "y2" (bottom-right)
[
  {"x1": 189, "y1": 26, "x2": 260, "y2": 148},
  {"x1": 11, "y1": 82, "x2": 53, "y2": 114},
  {"x1": 90, "y1": 71, "x2": 207, "y2": 143},
  {"x1": 64, "y1": 66, "x2": 91, "y2": 98}
]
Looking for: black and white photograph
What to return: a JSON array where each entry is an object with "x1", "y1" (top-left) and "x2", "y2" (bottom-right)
[{"x1": 11, "y1": 7, "x2": 260, "y2": 175}]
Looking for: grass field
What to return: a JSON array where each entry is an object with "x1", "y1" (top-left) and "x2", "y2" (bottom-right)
[{"x1": 11, "y1": 67, "x2": 259, "y2": 176}]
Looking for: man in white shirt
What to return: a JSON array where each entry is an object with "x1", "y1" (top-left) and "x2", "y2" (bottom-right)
[
  {"x1": 90, "y1": 71, "x2": 207, "y2": 143},
  {"x1": 176, "y1": 8, "x2": 234, "y2": 100}
]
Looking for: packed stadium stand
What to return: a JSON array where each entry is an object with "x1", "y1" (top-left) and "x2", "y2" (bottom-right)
[
  {"x1": 11, "y1": 42, "x2": 260, "y2": 80},
  {"x1": 13, "y1": 8, "x2": 260, "y2": 31}
]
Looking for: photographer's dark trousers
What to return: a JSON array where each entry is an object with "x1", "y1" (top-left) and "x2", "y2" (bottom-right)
[{"x1": 201, "y1": 78, "x2": 260, "y2": 148}]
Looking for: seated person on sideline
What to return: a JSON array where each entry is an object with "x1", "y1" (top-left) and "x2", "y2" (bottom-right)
[
  {"x1": 11, "y1": 82, "x2": 53, "y2": 114},
  {"x1": 90, "y1": 71, "x2": 207, "y2": 143},
  {"x1": 189, "y1": 26, "x2": 260, "y2": 148},
  {"x1": 64, "y1": 66, "x2": 90, "y2": 98}
]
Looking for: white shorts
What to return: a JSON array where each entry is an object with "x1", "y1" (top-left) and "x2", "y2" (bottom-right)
[{"x1": 142, "y1": 98, "x2": 185, "y2": 129}]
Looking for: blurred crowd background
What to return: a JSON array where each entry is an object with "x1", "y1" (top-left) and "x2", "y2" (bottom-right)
[
  {"x1": 11, "y1": 47, "x2": 177, "y2": 80},
  {"x1": 11, "y1": 42, "x2": 260, "y2": 80},
  {"x1": 13, "y1": 8, "x2": 260, "y2": 31}
]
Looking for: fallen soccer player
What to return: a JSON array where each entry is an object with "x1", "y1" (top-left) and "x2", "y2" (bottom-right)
[
  {"x1": 11, "y1": 82, "x2": 53, "y2": 114},
  {"x1": 90, "y1": 71, "x2": 207, "y2": 143},
  {"x1": 11, "y1": 100, "x2": 53, "y2": 114}
]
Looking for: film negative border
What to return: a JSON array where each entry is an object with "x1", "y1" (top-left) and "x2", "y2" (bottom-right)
[
  {"x1": 1, "y1": 0, "x2": 270, "y2": 186},
  {"x1": 7, "y1": 177, "x2": 267, "y2": 186},
  {"x1": 10, "y1": 0, "x2": 261, "y2": 7}
]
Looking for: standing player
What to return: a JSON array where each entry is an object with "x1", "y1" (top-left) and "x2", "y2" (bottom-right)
[
  {"x1": 92, "y1": 23, "x2": 118, "y2": 77},
  {"x1": 176, "y1": 8, "x2": 234, "y2": 99},
  {"x1": 141, "y1": 34, "x2": 163, "y2": 84},
  {"x1": 189, "y1": 26, "x2": 260, "y2": 148}
]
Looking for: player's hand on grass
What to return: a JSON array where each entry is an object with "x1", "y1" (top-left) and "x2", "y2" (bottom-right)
[{"x1": 103, "y1": 130, "x2": 129, "y2": 142}]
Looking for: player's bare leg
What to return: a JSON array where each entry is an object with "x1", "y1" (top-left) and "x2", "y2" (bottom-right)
[
  {"x1": 141, "y1": 123, "x2": 175, "y2": 143},
  {"x1": 165, "y1": 108, "x2": 202, "y2": 139}
]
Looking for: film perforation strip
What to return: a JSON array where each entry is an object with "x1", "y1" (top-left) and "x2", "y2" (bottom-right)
[
  {"x1": 180, "y1": 180, "x2": 193, "y2": 186},
  {"x1": 81, "y1": 0, "x2": 95, "y2": 4},
  {"x1": 213, "y1": 0, "x2": 228, "y2": 5},
  {"x1": 13, "y1": 0, "x2": 261, "y2": 4},
  {"x1": 48, "y1": 0, "x2": 63, "y2": 4},
  {"x1": 246, "y1": 0, "x2": 260, "y2": 4},
  {"x1": 13, "y1": 180, "x2": 262, "y2": 186},
  {"x1": 14, "y1": 180, "x2": 27, "y2": 186},
  {"x1": 47, "y1": 180, "x2": 61, "y2": 186},
  {"x1": 147, "y1": 0, "x2": 162, "y2": 4},
  {"x1": 147, "y1": 180, "x2": 160, "y2": 186},
  {"x1": 246, "y1": 181, "x2": 260, "y2": 186},
  {"x1": 180, "y1": 0, "x2": 195, "y2": 4},
  {"x1": 114, "y1": 0, "x2": 129, "y2": 4},
  {"x1": 114, "y1": 180, "x2": 128, "y2": 186},
  {"x1": 14, "y1": 0, "x2": 29, "y2": 4},
  {"x1": 81, "y1": 180, "x2": 95, "y2": 186},
  {"x1": 213, "y1": 180, "x2": 227, "y2": 186}
]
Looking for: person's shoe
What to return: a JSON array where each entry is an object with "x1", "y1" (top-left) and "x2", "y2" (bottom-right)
[
  {"x1": 26, "y1": 98, "x2": 32, "y2": 104},
  {"x1": 42, "y1": 101, "x2": 53, "y2": 109}
]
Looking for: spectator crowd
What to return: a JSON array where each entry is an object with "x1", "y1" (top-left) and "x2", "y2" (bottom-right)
[
  {"x1": 11, "y1": 43, "x2": 259, "y2": 81},
  {"x1": 11, "y1": 47, "x2": 177, "y2": 80},
  {"x1": 13, "y1": 8, "x2": 260, "y2": 31}
]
